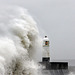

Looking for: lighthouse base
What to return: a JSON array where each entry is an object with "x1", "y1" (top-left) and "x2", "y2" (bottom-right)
[
  {"x1": 39, "y1": 58, "x2": 68, "y2": 70},
  {"x1": 39, "y1": 62, "x2": 68, "y2": 70}
]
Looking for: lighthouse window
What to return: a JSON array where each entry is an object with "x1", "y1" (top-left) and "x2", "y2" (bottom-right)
[{"x1": 45, "y1": 41, "x2": 49, "y2": 45}]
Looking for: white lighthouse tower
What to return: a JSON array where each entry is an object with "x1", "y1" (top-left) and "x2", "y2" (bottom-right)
[
  {"x1": 40, "y1": 36, "x2": 68, "y2": 70},
  {"x1": 42, "y1": 36, "x2": 50, "y2": 62}
]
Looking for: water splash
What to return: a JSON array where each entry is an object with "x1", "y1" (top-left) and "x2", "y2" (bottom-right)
[
  {"x1": 68, "y1": 72, "x2": 75, "y2": 75},
  {"x1": 0, "y1": 6, "x2": 42, "y2": 75}
]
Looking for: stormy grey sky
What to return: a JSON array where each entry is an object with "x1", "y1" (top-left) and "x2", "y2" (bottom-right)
[{"x1": 0, "y1": 0, "x2": 75, "y2": 60}]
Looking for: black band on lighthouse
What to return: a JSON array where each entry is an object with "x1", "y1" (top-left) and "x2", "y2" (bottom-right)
[{"x1": 42, "y1": 57, "x2": 50, "y2": 62}]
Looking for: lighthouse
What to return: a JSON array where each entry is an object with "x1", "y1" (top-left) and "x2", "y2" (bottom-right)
[
  {"x1": 42, "y1": 36, "x2": 50, "y2": 62},
  {"x1": 39, "y1": 36, "x2": 68, "y2": 70}
]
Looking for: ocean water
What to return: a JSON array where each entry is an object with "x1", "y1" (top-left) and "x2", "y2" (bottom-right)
[{"x1": 39, "y1": 66, "x2": 75, "y2": 75}]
